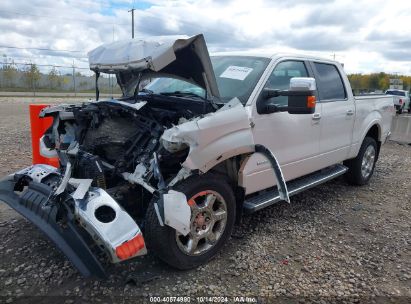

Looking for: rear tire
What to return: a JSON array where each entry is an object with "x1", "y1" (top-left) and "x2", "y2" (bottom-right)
[
  {"x1": 344, "y1": 137, "x2": 377, "y2": 185},
  {"x1": 144, "y1": 174, "x2": 236, "y2": 269}
]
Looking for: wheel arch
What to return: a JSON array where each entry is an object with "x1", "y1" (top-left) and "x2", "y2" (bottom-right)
[
  {"x1": 363, "y1": 123, "x2": 382, "y2": 159},
  {"x1": 206, "y1": 153, "x2": 252, "y2": 224}
]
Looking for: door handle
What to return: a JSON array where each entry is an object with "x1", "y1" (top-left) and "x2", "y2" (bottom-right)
[
  {"x1": 346, "y1": 109, "x2": 354, "y2": 116},
  {"x1": 312, "y1": 113, "x2": 321, "y2": 120}
]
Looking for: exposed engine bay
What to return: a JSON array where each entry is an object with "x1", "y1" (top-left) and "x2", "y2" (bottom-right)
[
  {"x1": 0, "y1": 94, "x2": 218, "y2": 277},
  {"x1": 41, "y1": 94, "x2": 216, "y2": 209}
]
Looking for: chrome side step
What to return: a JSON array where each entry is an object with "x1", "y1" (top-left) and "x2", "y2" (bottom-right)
[{"x1": 243, "y1": 164, "x2": 348, "y2": 213}]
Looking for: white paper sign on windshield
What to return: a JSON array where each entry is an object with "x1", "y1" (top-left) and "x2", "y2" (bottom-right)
[{"x1": 219, "y1": 66, "x2": 253, "y2": 81}]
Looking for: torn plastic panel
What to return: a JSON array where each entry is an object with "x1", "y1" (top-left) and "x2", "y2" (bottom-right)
[
  {"x1": 254, "y1": 145, "x2": 290, "y2": 203},
  {"x1": 163, "y1": 190, "x2": 191, "y2": 236},
  {"x1": 151, "y1": 154, "x2": 191, "y2": 236}
]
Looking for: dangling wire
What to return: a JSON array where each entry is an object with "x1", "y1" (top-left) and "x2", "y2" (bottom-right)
[
  {"x1": 133, "y1": 72, "x2": 143, "y2": 101},
  {"x1": 95, "y1": 71, "x2": 100, "y2": 101}
]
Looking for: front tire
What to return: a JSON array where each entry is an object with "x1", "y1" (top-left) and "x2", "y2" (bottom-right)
[
  {"x1": 344, "y1": 137, "x2": 377, "y2": 185},
  {"x1": 144, "y1": 174, "x2": 236, "y2": 269}
]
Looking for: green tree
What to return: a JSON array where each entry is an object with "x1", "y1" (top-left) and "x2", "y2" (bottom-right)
[
  {"x1": 348, "y1": 74, "x2": 362, "y2": 94},
  {"x1": 368, "y1": 74, "x2": 379, "y2": 91},
  {"x1": 48, "y1": 67, "x2": 61, "y2": 89},
  {"x1": 400, "y1": 76, "x2": 411, "y2": 91},
  {"x1": 24, "y1": 64, "x2": 41, "y2": 91},
  {"x1": 3, "y1": 62, "x2": 18, "y2": 88}
]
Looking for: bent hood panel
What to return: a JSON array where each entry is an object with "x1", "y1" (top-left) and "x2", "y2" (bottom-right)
[{"x1": 88, "y1": 34, "x2": 220, "y2": 97}]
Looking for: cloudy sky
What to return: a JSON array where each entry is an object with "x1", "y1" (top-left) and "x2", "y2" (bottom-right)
[{"x1": 0, "y1": 0, "x2": 410, "y2": 75}]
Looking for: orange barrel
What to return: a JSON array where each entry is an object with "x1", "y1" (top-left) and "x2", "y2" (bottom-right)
[{"x1": 29, "y1": 104, "x2": 59, "y2": 167}]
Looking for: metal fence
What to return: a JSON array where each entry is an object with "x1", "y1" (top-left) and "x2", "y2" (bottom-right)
[{"x1": 0, "y1": 61, "x2": 121, "y2": 97}]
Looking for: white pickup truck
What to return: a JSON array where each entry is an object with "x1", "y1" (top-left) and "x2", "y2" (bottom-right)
[
  {"x1": 385, "y1": 89, "x2": 411, "y2": 114},
  {"x1": 0, "y1": 34, "x2": 395, "y2": 278}
]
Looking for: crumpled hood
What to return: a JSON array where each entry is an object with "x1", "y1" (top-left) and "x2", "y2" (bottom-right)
[{"x1": 88, "y1": 34, "x2": 220, "y2": 98}]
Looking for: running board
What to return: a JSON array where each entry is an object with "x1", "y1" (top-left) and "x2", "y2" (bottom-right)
[{"x1": 243, "y1": 164, "x2": 348, "y2": 213}]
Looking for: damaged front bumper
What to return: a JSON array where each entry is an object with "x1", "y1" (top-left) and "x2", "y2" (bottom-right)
[{"x1": 0, "y1": 165, "x2": 147, "y2": 278}]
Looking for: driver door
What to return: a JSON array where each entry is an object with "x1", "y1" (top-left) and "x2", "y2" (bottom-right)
[{"x1": 242, "y1": 59, "x2": 322, "y2": 194}]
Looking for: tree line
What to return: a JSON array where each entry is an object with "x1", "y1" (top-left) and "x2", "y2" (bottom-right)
[
  {"x1": 348, "y1": 72, "x2": 411, "y2": 94},
  {"x1": 1, "y1": 61, "x2": 411, "y2": 93}
]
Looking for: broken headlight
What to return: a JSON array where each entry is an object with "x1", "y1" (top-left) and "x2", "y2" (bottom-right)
[{"x1": 160, "y1": 138, "x2": 188, "y2": 153}]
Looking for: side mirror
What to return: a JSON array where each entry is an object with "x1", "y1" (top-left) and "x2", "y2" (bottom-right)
[
  {"x1": 257, "y1": 77, "x2": 317, "y2": 115},
  {"x1": 287, "y1": 77, "x2": 317, "y2": 114}
]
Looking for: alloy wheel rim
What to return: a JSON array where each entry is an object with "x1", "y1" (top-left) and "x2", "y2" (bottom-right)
[
  {"x1": 361, "y1": 145, "x2": 376, "y2": 179},
  {"x1": 176, "y1": 190, "x2": 227, "y2": 256}
]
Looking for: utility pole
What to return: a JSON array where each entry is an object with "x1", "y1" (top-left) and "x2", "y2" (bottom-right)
[
  {"x1": 128, "y1": 8, "x2": 135, "y2": 38},
  {"x1": 72, "y1": 60, "x2": 76, "y2": 97}
]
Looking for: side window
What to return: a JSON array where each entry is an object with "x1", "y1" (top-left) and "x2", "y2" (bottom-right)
[
  {"x1": 313, "y1": 63, "x2": 346, "y2": 101},
  {"x1": 264, "y1": 60, "x2": 308, "y2": 106}
]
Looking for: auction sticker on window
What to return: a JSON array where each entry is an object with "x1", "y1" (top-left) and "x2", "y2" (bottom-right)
[{"x1": 219, "y1": 66, "x2": 253, "y2": 81}]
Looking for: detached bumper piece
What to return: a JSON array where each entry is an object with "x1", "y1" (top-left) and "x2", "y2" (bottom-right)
[
  {"x1": 74, "y1": 188, "x2": 147, "y2": 264},
  {"x1": 0, "y1": 165, "x2": 147, "y2": 279},
  {"x1": 0, "y1": 176, "x2": 106, "y2": 278}
]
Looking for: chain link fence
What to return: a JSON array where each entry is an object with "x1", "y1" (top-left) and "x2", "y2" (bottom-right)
[{"x1": 0, "y1": 60, "x2": 121, "y2": 97}]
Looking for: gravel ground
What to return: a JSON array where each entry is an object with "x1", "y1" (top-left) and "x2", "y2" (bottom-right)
[{"x1": 0, "y1": 98, "x2": 410, "y2": 303}]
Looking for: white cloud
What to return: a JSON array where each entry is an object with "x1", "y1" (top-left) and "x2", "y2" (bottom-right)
[{"x1": 0, "y1": 0, "x2": 411, "y2": 74}]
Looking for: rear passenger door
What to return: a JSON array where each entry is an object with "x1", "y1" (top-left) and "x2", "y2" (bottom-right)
[{"x1": 310, "y1": 62, "x2": 355, "y2": 165}]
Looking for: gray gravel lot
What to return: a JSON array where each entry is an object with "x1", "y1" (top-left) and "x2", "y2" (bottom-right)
[{"x1": 0, "y1": 98, "x2": 410, "y2": 303}]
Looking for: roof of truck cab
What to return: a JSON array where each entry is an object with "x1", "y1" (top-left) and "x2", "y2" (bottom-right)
[{"x1": 211, "y1": 51, "x2": 339, "y2": 64}]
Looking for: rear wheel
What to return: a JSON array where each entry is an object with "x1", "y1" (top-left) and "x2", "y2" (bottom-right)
[
  {"x1": 344, "y1": 137, "x2": 377, "y2": 185},
  {"x1": 144, "y1": 174, "x2": 236, "y2": 269}
]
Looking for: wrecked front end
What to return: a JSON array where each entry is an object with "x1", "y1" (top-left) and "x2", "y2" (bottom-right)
[
  {"x1": 0, "y1": 97, "x2": 205, "y2": 277},
  {"x1": 0, "y1": 34, "x2": 270, "y2": 277}
]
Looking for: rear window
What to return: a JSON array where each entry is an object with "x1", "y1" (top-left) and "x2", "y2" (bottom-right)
[
  {"x1": 386, "y1": 90, "x2": 405, "y2": 96},
  {"x1": 313, "y1": 63, "x2": 347, "y2": 101}
]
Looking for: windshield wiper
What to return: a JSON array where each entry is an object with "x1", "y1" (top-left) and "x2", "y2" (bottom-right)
[
  {"x1": 160, "y1": 91, "x2": 219, "y2": 110},
  {"x1": 140, "y1": 88, "x2": 154, "y2": 94},
  {"x1": 160, "y1": 91, "x2": 204, "y2": 98}
]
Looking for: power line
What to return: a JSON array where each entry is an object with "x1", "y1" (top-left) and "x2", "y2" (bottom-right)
[
  {"x1": 0, "y1": 61, "x2": 90, "y2": 70},
  {"x1": 0, "y1": 9, "x2": 128, "y2": 26},
  {"x1": 0, "y1": 45, "x2": 85, "y2": 54},
  {"x1": 1, "y1": 55, "x2": 89, "y2": 65},
  {"x1": 60, "y1": 0, "x2": 119, "y2": 9}
]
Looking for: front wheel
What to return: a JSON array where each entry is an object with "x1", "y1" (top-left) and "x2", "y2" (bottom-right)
[
  {"x1": 344, "y1": 137, "x2": 377, "y2": 185},
  {"x1": 144, "y1": 174, "x2": 236, "y2": 269}
]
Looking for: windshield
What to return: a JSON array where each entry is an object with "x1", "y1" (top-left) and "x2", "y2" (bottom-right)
[
  {"x1": 144, "y1": 56, "x2": 270, "y2": 103},
  {"x1": 386, "y1": 90, "x2": 405, "y2": 96}
]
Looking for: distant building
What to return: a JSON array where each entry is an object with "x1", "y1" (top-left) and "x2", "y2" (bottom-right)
[{"x1": 389, "y1": 78, "x2": 403, "y2": 90}]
